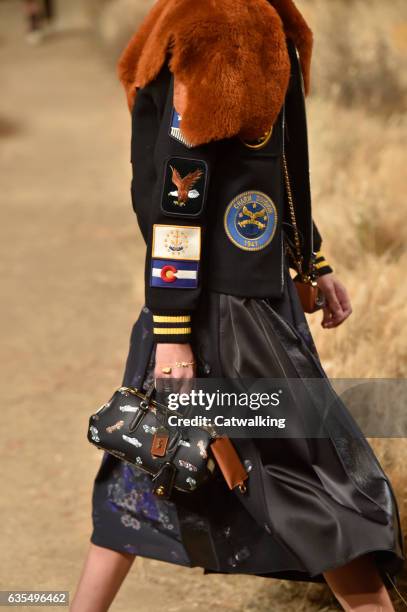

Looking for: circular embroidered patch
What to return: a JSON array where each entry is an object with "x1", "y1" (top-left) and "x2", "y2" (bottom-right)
[{"x1": 224, "y1": 191, "x2": 278, "y2": 251}]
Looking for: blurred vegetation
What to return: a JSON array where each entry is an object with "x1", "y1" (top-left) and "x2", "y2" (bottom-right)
[{"x1": 307, "y1": 0, "x2": 407, "y2": 113}]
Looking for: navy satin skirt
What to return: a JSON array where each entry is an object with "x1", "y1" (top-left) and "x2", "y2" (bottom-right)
[{"x1": 90, "y1": 267, "x2": 404, "y2": 583}]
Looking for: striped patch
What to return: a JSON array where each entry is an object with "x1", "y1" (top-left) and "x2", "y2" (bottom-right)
[
  {"x1": 169, "y1": 108, "x2": 193, "y2": 148},
  {"x1": 150, "y1": 259, "x2": 199, "y2": 289}
]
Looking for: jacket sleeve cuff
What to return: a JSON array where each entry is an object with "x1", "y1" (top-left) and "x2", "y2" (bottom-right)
[
  {"x1": 313, "y1": 251, "x2": 334, "y2": 277},
  {"x1": 152, "y1": 313, "x2": 192, "y2": 343}
]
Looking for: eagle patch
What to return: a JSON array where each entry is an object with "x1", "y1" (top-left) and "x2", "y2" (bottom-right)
[
  {"x1": 224, "y1": 191, "x2": 278, "y2": 251},
  {"x1": 161, "y1": 157, "x2": 208, "y2": 218}
]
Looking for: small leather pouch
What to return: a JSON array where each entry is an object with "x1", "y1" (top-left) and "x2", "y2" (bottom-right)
[
  {"x1": 210, "y1": 437, "x2": 248, "y2": 493},
  {"x1": 294, "y1": 276, "x2": 325, "y2": 313}
]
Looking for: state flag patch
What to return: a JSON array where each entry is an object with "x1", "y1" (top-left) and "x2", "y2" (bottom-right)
[
  {"x1": 169, "y1": 108, "x2": 193, "y2": 148},
  {"x1": 152, "y1": 224, "x2": 201, "y2": 260},
  {"x1": 150, "y1": 259, "x2": 199, "y2": 289}
]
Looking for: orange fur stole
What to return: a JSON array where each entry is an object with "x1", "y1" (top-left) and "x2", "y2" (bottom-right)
[{"x1": 118, "y1": 0, "x2": 313, "y2": 146}]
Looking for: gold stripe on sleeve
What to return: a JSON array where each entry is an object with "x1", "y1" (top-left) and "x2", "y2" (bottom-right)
[
  {"x1": 153, "y1": 315, "x2": 191, "y2": 323},
  {"x1": 153, "y1": 327, "x2": 192, "y2": 335},
  {"x1": 315, "y1": 259, "x2": 330, "y2": 269}
]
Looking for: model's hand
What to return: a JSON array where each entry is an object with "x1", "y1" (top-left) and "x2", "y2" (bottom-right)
[
  {"x1": 154, "y1": 343, "x2": 196, "y2": 393},
  {"x1": 155, "y1": 343, "x2": 196, "y2": 378},
  {"x1": 317, "y1": 274, "x2": 352, "y2": 328}
]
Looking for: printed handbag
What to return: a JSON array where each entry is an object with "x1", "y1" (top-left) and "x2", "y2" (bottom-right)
[{"x1": 87, "y1": 384, "x2": 217, "y2": 499}]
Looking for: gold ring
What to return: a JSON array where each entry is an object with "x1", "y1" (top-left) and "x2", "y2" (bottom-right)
[
  {"x1": 161, "y1": 366, "x2": 172, "y2": 375},
  {"x1": 175, "y1": 361, "x2": 195, "y2": 368}
]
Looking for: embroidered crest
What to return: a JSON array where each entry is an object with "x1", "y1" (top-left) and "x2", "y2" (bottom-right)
[
  {"x1": 161, "y1": 157, "x2": 208, "y2": 217},
  {"x1": 150, "y1": 259, "x2": 199, "y2": 289},
  {"x1": 152, "y1": 224, "x2": 201, "y2": 260},
  {"x1": 224, "y1": 191, "x2": 278, "y2": 251},
  {"x1": 169, "y1": 108, "x2": 193, "y2": 148}
]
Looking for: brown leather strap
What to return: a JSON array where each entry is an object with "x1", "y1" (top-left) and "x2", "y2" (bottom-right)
[{"x1": 211, "y1": 437, "x2": 248, "y2": 493}]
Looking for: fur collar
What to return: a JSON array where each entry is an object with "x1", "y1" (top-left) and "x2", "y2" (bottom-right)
[{"x1": 118, "y1": 0, "x2": 313, "y2": 146}]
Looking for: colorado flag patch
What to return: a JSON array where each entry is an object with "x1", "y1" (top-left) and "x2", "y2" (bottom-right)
[{"x1": 150, "y1": 259, "x2": 199, "y2": 289}]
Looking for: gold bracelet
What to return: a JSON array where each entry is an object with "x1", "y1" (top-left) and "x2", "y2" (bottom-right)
[{"x1": 161, "y1": 361, "x2": 195, "y2": 374}]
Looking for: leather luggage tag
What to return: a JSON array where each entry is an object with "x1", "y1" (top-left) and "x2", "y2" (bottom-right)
[
  {"x1": 210, "y1": 437, "x2": 248, "y2": 493},
  {"x1": 294, "y1": 277, "x2": 325, "y2": 313},
  {"x1": 151, "y1": 427, "x2": 169, "y2": 457}
]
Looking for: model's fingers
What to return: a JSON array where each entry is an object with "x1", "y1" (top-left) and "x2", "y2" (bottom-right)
[
  {"x1": 321, "y1": 284, "x2": 343, "y2": 325},
  {"x1": 327, "y1": 287, "x2": 344, "y2": 316},
  {"x1": 154, "y1": 364, "x2": 196, "y2": 398},
  {"x1": 179, "y1": 372, "x2": 196, "y2": 395},
  {"x1": 327, "y1": 306, "x2": 347, "y2": 328},
  {"x1": 335, "y1": 283, "x2": 352, "y2": 318},
  {"x1": 330, "y1": 283, "x2": 354, "y2": 327},
  {"x1": 321, "y1": 305, "x2": 333, "y2": 328},
  {"x1": 154, "y1": 365, "x2": 172, "y2": 380}
]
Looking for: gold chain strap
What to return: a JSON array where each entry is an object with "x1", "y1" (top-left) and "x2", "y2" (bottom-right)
[{"x1": 282, "y1": 151, "x2": 315, "y2": 282}]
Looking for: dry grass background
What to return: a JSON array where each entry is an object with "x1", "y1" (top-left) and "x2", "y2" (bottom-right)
[{"x1": 0, "y1": 0, "x2": 406, "y2": 610}]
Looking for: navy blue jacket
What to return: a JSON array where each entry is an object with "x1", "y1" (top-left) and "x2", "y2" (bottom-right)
[{"x1": 130, "y1": 40, "x2": 333, "y2": 342}]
